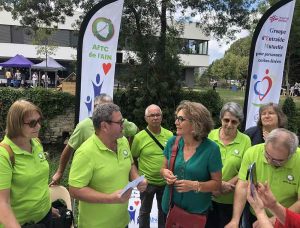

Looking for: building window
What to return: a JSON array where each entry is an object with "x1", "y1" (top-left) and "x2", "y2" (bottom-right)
[{"x1": 179, "y1": 39, "x2": 208, "y2": 55}]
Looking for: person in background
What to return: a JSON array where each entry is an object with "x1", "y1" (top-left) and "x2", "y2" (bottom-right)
[
  {"x1": 244, "y1": 102, "x2": 287, "y2": 145},
  {"x1": 131, "y1": 104, "x2": 173, "y2": 228},
  {"x1": 161, "y1": 101, "x2": 222, "y2": 227},
  {"x1": 247, "y1": 181, "x2": 300, "y2": 228},
  {"x1": 50, "y1": 94, "x2": 138, "y2": 185},
  {"x1": 32, "y1": 72, "x2": 38, "y2": 87},
  {"x1": 69, "y1": 103, "x2": 147, "y2": 228},
  {"x1": 205, "y1": 102, "x2": 251, "y2": 228},
  {"x1": 0, "y1": 100, "x2": 54, "y2": 227},
  {"x1": 5, "y1": 69, "x2": 12, "y2": 87},
  {"x1": 225, "y1": 128, "x2": 300, "y2": 228},
  {"x1": 14, "y1": 70, "x2": 21, "y2": 88}
]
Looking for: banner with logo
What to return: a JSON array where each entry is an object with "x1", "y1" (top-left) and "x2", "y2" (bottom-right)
[
  {"x1": 76, "y1": 0, "x2": 124, "y2": 122},
  {"x1": 243, "y1": 0, "x2": 295, "y2": 130}
]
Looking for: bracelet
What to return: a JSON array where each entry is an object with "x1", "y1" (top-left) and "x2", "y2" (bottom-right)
[{"x1": 194, "y1": 181, "x2": 201, "y2": 193}]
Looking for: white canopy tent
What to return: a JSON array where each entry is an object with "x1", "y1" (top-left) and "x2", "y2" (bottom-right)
[{"x1": 32, "y1": 57, "x2": 66, "y2": 87}]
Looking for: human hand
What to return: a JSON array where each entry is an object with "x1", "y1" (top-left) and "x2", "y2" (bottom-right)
[
  {"x1": 224, "y1": 220, "x2": 239, "y2": 228},
  {"x1": 52, "y1": 207, "x2": 61, "y2": 218},
  {"x1": 111, "y1": 189, "x2": 132, "y2": 203},
  {"x1": 137, "y1": 179, "x2": 148, "y2": 192},
  {"x1": 161, "y1": 168, "x2": 177, "y2": 185},
  {"x1": 174, "y1": 180, "x2": 196, "y2": 192},
  {"x1": 246, "y1": 182, "x2": 265, "y2": 215},
  {"x1": 221, "y1": 181, "x2": 235, "y2": 194},
  {"x1": 49, "y1": 171, "x2": 62, "y2": 186},
  {"x1": 256, "y1": 182, "x2": 277, "y2": 210}
]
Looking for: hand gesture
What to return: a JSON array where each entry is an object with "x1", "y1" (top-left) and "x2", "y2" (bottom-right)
[
  {"x1": 111, "y1": 189, "x2": 132, "y2": 203},
  {"x1": 137, "y1": 179, "x2": 148, "y2": 192},
  {"x1": 256, "y1": 182, "x2": 277, "y2": 210},
  {"x1": 49, "y1": 171, "x2": 62, "y2": 186},
  {"x1": 161, "y1": 168, "x2": 177, "y2": 185},
  {"x1": 221, "y1": 181, "x2": 235, "y2": 194},
  {"x1": 174, "y1": 180, "x2": 195, "y2": 192}
]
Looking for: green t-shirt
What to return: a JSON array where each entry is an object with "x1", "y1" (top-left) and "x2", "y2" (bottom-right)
[
  {"x1": 0, "y1": 136, "x2": 51, "y2": 226},
  {"x1": 68, "y1": 117, "x2": 137, "y2": 150},
  {"x1": 162, "y1": 136, "x2": 222, "y2": 214},
  {"x1": 208, "y1": 128, "x2": 251, "y2": 204},
  {"x1": 239, "y1": 144, "x2": 300, "y2": 216},
  {"x1": 131, "y1": 127, "x2": 173, "y2": 186},
  {"x1": 69, "y1": 134, "x2": 133, "y2": 228}
]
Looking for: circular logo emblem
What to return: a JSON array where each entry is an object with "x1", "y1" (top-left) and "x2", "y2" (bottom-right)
[
  {"x1": 234, "y1": 149, "x2": 239, "y2": 155},
  {"x1": 92, "y1": 17, "x2": 114, "y2": 41},
  {"x1": 287, "y1": 175, "x2": 294, "y2": 181},
  {"x1": 123, "y1": 150, "x2": 129, "y2": 157},
  {"x1": 38, "y1": 152, "x2": 44, "y2": 159}
]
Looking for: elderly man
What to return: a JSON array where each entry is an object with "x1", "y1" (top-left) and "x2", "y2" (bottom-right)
[
  {"x1": 131, "y1": 104, "x2": 173, "y2": 228},
  {"x1": 226, "y1": 128, "x2": 300, "y2": 228},
  {"x1": 50, "y1": 94, "x2": 138, "y2": 185},
  {"x1": 69, "y1": 103, "x2": 147, "y2": 228}
]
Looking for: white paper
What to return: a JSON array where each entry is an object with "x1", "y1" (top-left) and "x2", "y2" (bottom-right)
[{"x1": 121, "y1": 175, "x2": 145, "y2": 195}]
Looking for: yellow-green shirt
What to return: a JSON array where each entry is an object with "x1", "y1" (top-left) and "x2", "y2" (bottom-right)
[
  {"x1": 0, "y1": 136, "x2": 51, "y2": 226},
  {"x1": 131, "y1": 126, "x2": 173, "y2": 186},
  {"x1": 209, "y1": 128, "x2": 251, "y2": 204},
  {"x1": 239, "y1": 144, "x2": 300, "y2": 216},
  {"x1": 69, "y1": 134, "x2": 133, "y2": 228}
]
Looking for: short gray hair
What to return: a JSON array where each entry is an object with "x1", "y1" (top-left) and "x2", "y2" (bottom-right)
[
  {"x1": 94, "y1": 94, "x2": 113, "y2": 108},
  {"x1": 92, "y1": 103, "x2": 120, "y2": 130},
  {"x1": 265, "y1": 128, "x2": 299, "y2": 156},
  {"x1": 145, "y1": 104, "x2": 162, "y2": 116},
  {"x1": 220, "y1": 102, "x2": 244, "y2": 123}
]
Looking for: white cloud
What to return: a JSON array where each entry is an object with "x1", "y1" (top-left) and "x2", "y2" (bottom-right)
[{"x1": 209, "y1": 29, "x2": 250, "y2": 63}]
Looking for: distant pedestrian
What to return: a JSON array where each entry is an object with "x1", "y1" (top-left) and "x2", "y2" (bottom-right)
[
  {"x1": 5, "y1": 70, "x2": 12, "y2": 87},
  {"x1": 32, "y1": 72, "x2": 38, "y2": 87}
]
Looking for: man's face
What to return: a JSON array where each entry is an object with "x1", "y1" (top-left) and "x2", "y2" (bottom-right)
[
  {"x1": 145, "y1": 106, "x2": 162, "y2": 128},
  {"x1": 264, "y1": 142, "x2": 290, "y2": 167},
  {"x1": 107, "y1": 111, "x2": 124, "y2": 139}
]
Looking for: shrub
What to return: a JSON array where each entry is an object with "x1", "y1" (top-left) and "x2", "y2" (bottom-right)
[
  {"x1": 282, "y1": 96, "x2": 298, "y2": 135},
  {"x1": 0, "y1": 87, "x2": 75, "y2": 140}
]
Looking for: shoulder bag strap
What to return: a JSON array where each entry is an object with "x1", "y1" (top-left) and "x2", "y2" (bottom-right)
[
  {"x1": 168, "y1": 136, "x2": 181, "y2": 209},
  {"x1": 0, "y1": 143, "x2": 15, "y2": 167},
  {"x1": 145, "y1": 128, "x2": 164, "y2": 150}
]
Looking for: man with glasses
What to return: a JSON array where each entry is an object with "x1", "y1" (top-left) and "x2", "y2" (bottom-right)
[
  {"x1": 69, "y1": 103, "x2": 147, "y2": 228},
  {"x1": 50, "y1": 94, "x2": 138, "y2": 185},
  {"x1": 226, "y1": 128, "x2": 300, "y2": 228},
  {"x1": 131, "y1": 104, "x2": 173, "y2": 228}
]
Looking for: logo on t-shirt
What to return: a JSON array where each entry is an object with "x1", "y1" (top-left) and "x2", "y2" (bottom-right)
[
  {"x1": 123, "y1": 150, "x2": 129, "y2": 158},
  {"x1": 287, "y1": 174, "x2": 294, "y2": 181},
  {"x1": 38, "y1": 152, "x2": 46, "y2": 162}
]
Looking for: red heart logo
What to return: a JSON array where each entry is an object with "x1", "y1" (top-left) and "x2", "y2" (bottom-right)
[
  {"x1": 258, "y1": 76, "x2": 272, "y2": 101},
  {"x1": 102, "y1": 63, "x2": 111, "y2": 75},
  {"x1": 134, "y1": 201, "x2": 139, "y2": 206}
]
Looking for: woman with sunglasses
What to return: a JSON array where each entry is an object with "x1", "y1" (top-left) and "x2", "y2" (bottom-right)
[
  {"x1": 161, "y1": 101, "x2": 222, "y2": 227},
  {"x1": 0, "y1": 100, "x2": 52, "y2": 227},
  {"x1": 205, "y1": 102, "x2": 251, "y2": 228},
  {"x1": 244, "y1": 102, "x2": 287, "y2": 146}
]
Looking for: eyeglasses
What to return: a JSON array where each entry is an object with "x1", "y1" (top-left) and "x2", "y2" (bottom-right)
[
  {"x1": 107, "y1": 118, "x2": 125, "y2": 126},
  {"x1": 264, "y1": 150, "x2": 288, "y2": 166},
  {"x1": 24, "y1": 118, "x2": 42, "y2": 128},
  {"x1": 147, "y1": 113, "x2": 162, "y2": 118},
  {"x1": 175, "y1": 115, "x2": 189, "y2": 124},
  {"x1": 222, "y1": 118, "x2": 239, "y2": 125}
]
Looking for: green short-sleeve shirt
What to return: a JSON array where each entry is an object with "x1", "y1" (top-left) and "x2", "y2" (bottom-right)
[
  {"x1": 69, "y1": 134, "x2": 133, "y2": 228},
  {"x1": 239, "y1": 144, "x2": 300, "y2": 216},
  {"x1": 68, "y1": 118, "x2": 138, "y2": 150},
  {"x1": 162, "y1": 136, "x2": 222, "y2": 214},
  {"x1": 208, "y1": 128, "x2": 251, "y2": 204},
  {"x1": 131, "y1": 127, "x2": 173, "y2": 186},
  {"x1": 0, "y1": 136, "x2": 51, "y2": 226}
]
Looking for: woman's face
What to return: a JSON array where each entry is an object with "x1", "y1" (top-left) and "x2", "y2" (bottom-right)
[
  {"x1": 260, "y1": 107, "x2": 279, "y2": 129},
  {"x1": 175, "y1": 109, "x2": 193, "y2": 137},
  {"x1": 221, "y1": 111, "x2": 240, "y2": 135},
  {"x1": 22, "y1": 111, "x2": 42, "y2": 139}
]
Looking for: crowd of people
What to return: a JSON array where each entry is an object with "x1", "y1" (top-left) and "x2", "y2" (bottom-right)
[{"x1": 0, "y1": 94, "x2": 300, "y2": 228}]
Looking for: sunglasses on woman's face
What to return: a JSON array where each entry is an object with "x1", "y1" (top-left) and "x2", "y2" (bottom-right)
[{"x1": 24, "y1": 118, "x2": 42, "y2": 128}]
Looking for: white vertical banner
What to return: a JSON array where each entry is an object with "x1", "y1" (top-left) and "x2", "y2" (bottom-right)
[
  {"x1": 244, "y1": 0, "x2": 295, "y2": 130},
  {"x1": 76, "y1": 0, "x2": 124, "y2": 122}
]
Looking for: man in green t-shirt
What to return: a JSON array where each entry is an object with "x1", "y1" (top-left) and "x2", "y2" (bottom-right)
[
  {"x1": 69, "y1": 103, "x2": 147, "y2": 228},
  {"x1": 226, "y1": 128, "x2": 300, "y2": 228},
  {"x1": 131, "y1": 104, "x2": 173, "y2": 228},
  {"x1": 50, "y1": 94, "x2": 138, "y2": 185}
]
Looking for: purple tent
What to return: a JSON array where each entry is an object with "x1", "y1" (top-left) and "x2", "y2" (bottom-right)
[{"x1": 0, "y1": 54, "x2": 34, "y2": 68}]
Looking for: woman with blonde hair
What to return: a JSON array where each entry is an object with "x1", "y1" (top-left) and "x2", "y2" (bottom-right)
[{"x1": 0, "y1": 100, "x2": 53, "y2": 227}]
